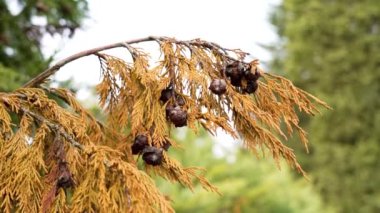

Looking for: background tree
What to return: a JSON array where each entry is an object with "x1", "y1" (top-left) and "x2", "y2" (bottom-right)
[
  {"x1": 270, "y1": 1, "x2": 380, "y2": 212},
  {"x1": 156, "y1": 129, "x2": 328, "y2": 213},
  {"x1": 0, "y1": 35, "x2": 329, "y2": 212},
  {"x1": 0, "y1": 0, "x2": 88, "y2": 91}
]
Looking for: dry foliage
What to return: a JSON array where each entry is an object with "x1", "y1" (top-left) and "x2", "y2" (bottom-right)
[{"x1": 0, "y1": 36, "x2": 330, "y2": 212}]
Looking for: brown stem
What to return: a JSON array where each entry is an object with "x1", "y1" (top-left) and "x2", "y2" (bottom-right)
[
  {"x1": 20, "y1": 106, "x2": 84, "y2": 150},
  {"x1": 40, "y1": 86, "x2": 107, "y2": 129},
  {"x1": 22, "y1": 36, "x2": 158, "y2": 88}
]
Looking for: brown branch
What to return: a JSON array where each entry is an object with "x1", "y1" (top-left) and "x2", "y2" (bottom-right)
[
  {"x1": 23, "y1": 36, "x2": 253, "y2": 88},
  {"x1": 22, "y1": 36, "x2": 157, "y2": 88}
]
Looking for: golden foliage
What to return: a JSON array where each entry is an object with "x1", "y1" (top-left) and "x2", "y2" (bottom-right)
[
  {"x1": 146, "y1": 153, "x2": 219, "y2": 194},
  {"x1": 0, "y1": 37, "x2": 330, "y2": 212}
]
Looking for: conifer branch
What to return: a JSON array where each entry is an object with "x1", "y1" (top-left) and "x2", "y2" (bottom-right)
[
  {"x1": 20, "y1": 107, "x2": 84, "y2": 150},
  {"x1": 0, "y1": 36, "x2": 331, "y2": 212},
  {"x1": 39, "y1": 86, "x2": 108, "y2": 129},
  {"x1": 23, "y1": 36, "x2": 250, "y2": 88}
]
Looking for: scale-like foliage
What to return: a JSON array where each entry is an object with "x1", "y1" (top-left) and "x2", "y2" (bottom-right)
[{"x1": 0, "y1": 36, "x2": 330, "y2": 212}]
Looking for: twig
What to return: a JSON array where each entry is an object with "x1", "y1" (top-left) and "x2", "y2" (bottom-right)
[
  {"x1": 20, "y1": 107, "x2": 84, "y2": 150},
  {"x1": 39, "y1": 86, "x2": 107, "y2": 128}
]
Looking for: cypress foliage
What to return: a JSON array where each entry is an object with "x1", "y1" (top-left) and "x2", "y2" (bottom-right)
[{"x1": 0, "y1": 36, "x2": 329, "y2": 212}]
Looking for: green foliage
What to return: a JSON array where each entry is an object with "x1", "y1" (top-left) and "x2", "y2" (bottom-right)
[
  {"x1": 0, "y1": 64, "x2": 28, "y2": 91},
  {"x1": 0, "y1": 0, "x2": 88, "y2": 91},
  {"x1": 271, "y1": 1, "x2": 380, "y2": 212},
  {"x1": 156, "y1": 130, "x2": 328, "y2": 213}
]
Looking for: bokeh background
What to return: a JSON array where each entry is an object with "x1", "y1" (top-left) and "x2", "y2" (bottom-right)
[{"x1": 1, "y1": 0, "x2": 379, "y2": 212}]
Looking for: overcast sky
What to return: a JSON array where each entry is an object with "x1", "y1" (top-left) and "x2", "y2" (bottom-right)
[
  {"x1": 42, "y1": 0, "x2": 281, "y2": 156},
  {"x1": 45, "y1": 0, "x2": 280, "y2": 86}
]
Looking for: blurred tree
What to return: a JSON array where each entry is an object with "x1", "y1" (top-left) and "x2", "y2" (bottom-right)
[
  {"x1": 156, "y1": 130, "x2": 328, "y2": 213},
  {"x1": 270, "y1": 1, "x2": 380, "y2": 212},
  {"x1": 0, "y1": 0, "x2": 88, "y2": 91}
]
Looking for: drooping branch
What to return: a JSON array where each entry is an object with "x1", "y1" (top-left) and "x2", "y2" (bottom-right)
[
  {"x1": 22, "y1": 36, "x2": 251, "y2": 88},
  {"x1": 14, "y1": 35, "x2": 330, "y2": 177},
  {"x1": 0, "y1": 35, "x2": 333, "y2": 212}
]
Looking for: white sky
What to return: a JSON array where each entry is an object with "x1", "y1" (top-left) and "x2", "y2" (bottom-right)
[
  {"x1": 42, "y1": 0, "x2": 281, "y2": 156},
  {"x1": 45, "y1": 0, "x2": 280, "y2": 86}
]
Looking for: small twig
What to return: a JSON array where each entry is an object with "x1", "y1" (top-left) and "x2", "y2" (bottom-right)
[
  {"x1": 20, "y1": 107, "x2": 84, "y2": 150},
  {"x1": 171, "y1": 39, "x2": 242, "y2": 62},
  {"x1": 39, "y1": 86, "x2": 107, "y2": 129}
]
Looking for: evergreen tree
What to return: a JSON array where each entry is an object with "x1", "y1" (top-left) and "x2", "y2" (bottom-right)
[
  {"x1": 0, "y1": 0, "x2": 88, "y2": 91},
  {"x1": 157, "y1": 130, "x2": 328, "y2": 213},
  {"x1": 271, "y1": 1, "x2": 380, "y2": 212}
]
